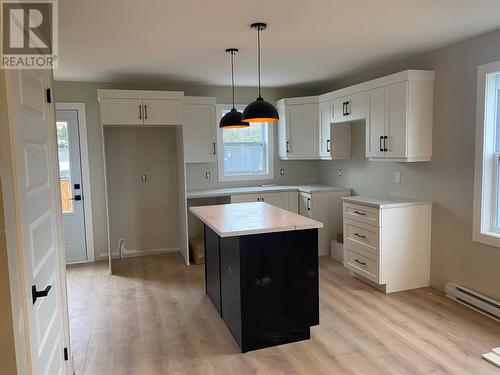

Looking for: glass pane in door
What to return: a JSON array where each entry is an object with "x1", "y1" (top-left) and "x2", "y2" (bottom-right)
[{"x1": 57, "y1": 121, "x2": 73, "y2": 213}]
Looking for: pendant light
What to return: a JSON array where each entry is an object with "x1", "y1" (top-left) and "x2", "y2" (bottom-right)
[
  {"x1": 242, "y1": 22, "x2": 279, "y2": 123},
  {"x1": 219, "y1": 48, "x2": 249, "y2": 128}
]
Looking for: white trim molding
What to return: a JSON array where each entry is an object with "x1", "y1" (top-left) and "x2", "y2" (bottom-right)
[
  {"x1": 55, "y1": 102, "x2": 95, "y2": 261},
  {"x1": 216, "y1": 104, "x2": 275, "y2": 182},
  {"x1": 473, "y1": 61, "x2": 500, "y2": 248}
]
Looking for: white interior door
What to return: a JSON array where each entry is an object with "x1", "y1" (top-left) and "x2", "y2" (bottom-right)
[
  {"x1": 56, "y1": 110, "x2": 87, "y2": 263},
  {"x1": 7, "y1": 70, "x2": 68, "y2": 374}
]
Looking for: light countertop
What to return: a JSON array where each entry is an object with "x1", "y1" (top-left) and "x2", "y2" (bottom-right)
[
  {"x1": 187, "y1": 184, "x2": 351, "y2": 199},
  {"x1": 189, "y1": 202, "x2": 323, "y2": 237},
  {"x1": 341, "y1": 195, "x2": 432, "y2": 208}
]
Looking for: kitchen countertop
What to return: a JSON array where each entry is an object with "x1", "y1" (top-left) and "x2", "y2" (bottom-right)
[
  {"x1": 341, "y1": 195, "x2": 432, "y2": 208},
  {"x1": 189, "y1": 202, "x2": 323, "y2": 237},
  {"x1": 187, "y1": 184, "x2": 352, "y2": 199}
]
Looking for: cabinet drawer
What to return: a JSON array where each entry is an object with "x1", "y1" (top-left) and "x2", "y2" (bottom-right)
[
  {"x1": 345, "y1": 219, "x2": 379, "y2": 256},
  {"x1": 343, "y1": 202, "x2": 379, "y2": 227},
  {"x1": 345, "y1": 248, "x2": 380, "y2": 284}
]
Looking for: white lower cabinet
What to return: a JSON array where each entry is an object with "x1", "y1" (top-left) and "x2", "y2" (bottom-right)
[
  {"x1": 230, "y1": 191, "x2": 297, "y2": 212},
  {"x1": 342, "y1": 200, "x2": 431, "y2": 293},
  {"x1": 298, "y1": 190, "x2": 351, "y2": 256}
]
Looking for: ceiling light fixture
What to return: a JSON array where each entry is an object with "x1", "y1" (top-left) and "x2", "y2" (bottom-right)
[
  {"x1": 219, "y1": 48, "x2": 249, "y2": 128},
  {"x1": 242, "y1": 22, "x2": 279, "y2": 123}
]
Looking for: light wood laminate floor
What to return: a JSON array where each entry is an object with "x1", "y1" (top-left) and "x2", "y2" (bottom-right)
[{"x1": 67, "y1": 254, "x2": 500, "y2": 375}]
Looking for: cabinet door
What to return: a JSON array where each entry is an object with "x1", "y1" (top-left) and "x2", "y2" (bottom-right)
[
  {"x1": 183, "y1": 104, "x2": 216, "y2": 163},
  {"x1": 231, "y1": 194, "x2": 260, "y2": 203},
  {"x1": 331, "y1": 98, "x2": 345, "y2": 123},
  {"x1": 277, "y1": 105, "x2": 288, "y2": 158},
  {"x1": 286, "y1": 104, "x2": 318, "y2": 158},
  {"x1": 298, "y1": 193, "x2": 313, "y2": 218},
  {"x1": 100, "y1": 98, "x2": 143, "y2": 125},
  {"x1": 385, "y1": 82, "x2": 407, "y2": 158},
  {"x1": 345, "y1": 92, "x2": 366, "y2": 121},
  {"x1": 143, "y1": 99, "x2": 182, "y2": 125},
  {"x1": 319, "y1": 101, "x2": 331, "y2": 158},
  {"x1": 261, "y1": 192, "x2": 288, "y2": 210},
  {"x1": 365, "y1": 87, "x2": 386, "y2": 158}
]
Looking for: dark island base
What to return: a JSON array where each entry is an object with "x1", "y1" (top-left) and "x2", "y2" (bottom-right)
[{"x1": 204, "y1": 225, "x2": 319, "y2": 353}]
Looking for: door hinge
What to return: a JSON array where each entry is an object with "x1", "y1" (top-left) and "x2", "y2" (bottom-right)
[
  {"x1": 63, "y1": 347, "x2": 69, "y2": 361},
  {"x1": 46, "y1": 88, "x2": 52, "y2": 103}
]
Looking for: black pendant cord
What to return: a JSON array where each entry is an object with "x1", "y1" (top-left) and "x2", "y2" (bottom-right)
[
  {"x1": 230, "y1": 50, "x2": 235, "y2": 109},
  {"x1": 257, "y1": 26, "x2": 262, "y2": 99}
]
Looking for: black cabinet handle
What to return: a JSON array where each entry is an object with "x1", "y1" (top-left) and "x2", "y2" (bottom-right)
[
  {"x1": 379, "y1": 136, "x2": 383, "y2": 152},
  {"x1": 345, "y1": 101, "x2": 350, "y2": 116},
  {"x1": 213, "y1": 142, "x2": 216, "y2": 155},
  {"x1": 342, "y1": 102, "x2": 346, "y2": 116},
  {"x1": 354, "y1": 259, "x2": 366, "y2": 266},
  {"x1": 326, "y1": 139, "x2": 330, "y2": 153},
  {"x1": 353, "y1": 210, "x2": 366, "y2": 216},
  {"x1": 138, "y1": 105, "x2": 142, "y2": 120},
  {"x1": 286, "y1": 141, "x2": 290, "y2": 153},
  {"x1": 307, "y1": 198, "x2": 311, "y2": 211},
  {"x1": 32, "y1": 284, "x2": 51, "y2": 304},
  {"x1": 144, "y1": 105, "x2": 148, "y2": 119},
  {"x1": 354, "y1": 233, "x2": 366, "y2": 239},
  {"x1": 383, "y1": 135, "x2": 388, "y2": 152}
]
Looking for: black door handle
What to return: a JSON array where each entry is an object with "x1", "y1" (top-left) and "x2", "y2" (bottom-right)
[
  {"x1": 326, "y1": 139, "x2": 330, "y2": 153},
  {"x1": 32, "y1": 285, "x2": 51, "y2": 304},
  {"x1": 71, "y1": 195, "x2": 82, "y2": 201}
]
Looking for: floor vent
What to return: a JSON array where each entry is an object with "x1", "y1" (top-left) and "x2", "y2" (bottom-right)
[{"x1": 445, "y1": 282, "x2": 500, "y2": 322}]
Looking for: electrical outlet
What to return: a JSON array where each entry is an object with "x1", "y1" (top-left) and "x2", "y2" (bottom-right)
[
  {"x1": 280, "y1": 168, "x2": 285, "y2": 176},
  {"x1": 394, "y1": 172, "x2": 401, "y2": 184},
  {"x1": 140, "y1": 174, "x2": 147, "y2": 182},
  {"x1": 337, "y1": 169, "x2": 342, "y2": 177},
  {"x1": 205, "y1": 171, "x2": 210, "y2": 179}
]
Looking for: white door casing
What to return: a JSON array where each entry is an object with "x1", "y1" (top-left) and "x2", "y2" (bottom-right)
[
  {"x1": 56, "y1": 109, "x2": 87, "y2": 263},
  {"x1": 3, "y1": 70, "x2": 70, "y2": 375}
]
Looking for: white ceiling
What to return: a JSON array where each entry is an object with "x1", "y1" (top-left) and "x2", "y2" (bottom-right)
[{"x1": 56, "y1": 0, "x2": 500, "y2": 88}]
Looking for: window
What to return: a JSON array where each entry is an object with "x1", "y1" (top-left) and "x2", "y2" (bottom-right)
[
  {"x1": 473, "y1": 61, "x2": 500, "y2": 247},
  {"x1": 217, "y1": 105, "x2": 274, "y2": 181}
]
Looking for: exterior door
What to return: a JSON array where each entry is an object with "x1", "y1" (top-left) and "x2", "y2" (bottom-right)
[
  {"x1": 56, "y1": 110, "x2": 87, "y2": 263},
  {"x1": 6, "y1": 70, "x2": 68, "y2": 374}
]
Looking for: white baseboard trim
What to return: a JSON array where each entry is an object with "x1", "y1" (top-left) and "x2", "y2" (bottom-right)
[{"x1": 97, "y1": 247, "x2": 179, "y2": 260}]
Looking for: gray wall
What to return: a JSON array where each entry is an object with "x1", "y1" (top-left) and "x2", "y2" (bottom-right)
[
  {"x1": 317, "y1": 29, "x2": 500, "y2": 301},
  {"x1": 105, "y1": 127, "x2": 180, "y2": 256},
  {"x1": 53, "y1": 82, "x2": 317, "y2": 258}
]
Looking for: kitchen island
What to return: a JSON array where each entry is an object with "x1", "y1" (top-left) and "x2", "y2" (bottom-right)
[{"x1": 189, "y1": 202, "x2": 323, "y2": 352}]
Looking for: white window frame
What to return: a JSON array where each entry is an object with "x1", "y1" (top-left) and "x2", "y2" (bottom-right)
[
  {"x1": 473, "y1": 61, "x2": 500, "y2": 247},
  {"x1": 216, "y1": 104, "x2": 274, "y2": 182}
]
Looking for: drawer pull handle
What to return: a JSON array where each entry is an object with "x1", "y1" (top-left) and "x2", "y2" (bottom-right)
[
  {"x1": 354, "y1": 233, "x2": 366, "y2": 239},
  {"x1": 354, "y1": 259, "x2": 366, "y2": 266},
  {"x1": 353, "y1": 210, "x2": 366, "y2": 216}
]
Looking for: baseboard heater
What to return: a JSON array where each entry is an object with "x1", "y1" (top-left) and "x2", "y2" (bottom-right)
[{"x1": 445, "y1": 282, "x2": 500, "y2": 322}]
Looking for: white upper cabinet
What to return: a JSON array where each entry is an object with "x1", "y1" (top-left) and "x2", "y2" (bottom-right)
[
  {"x1": 331, "y1": 92, "x2": 366, "y2": 123},
  {"x1": 100, "y1": 98, "x2": 144, "y2": 126},
  {"x1": 319, "y1": 101, "x2": 351, "y2": 160},
  {"x1": 98, "y1": 90, "x2": 183, "y2": 127},
  {"x1": 320, "y1": 70, "x2": 435, "y2": 162},
  {"x1": 365, "y1": 77, "x2": 434, "y2": 161},
  {"x1": 277, "y1": 96, "x2": 319, "y2": 159},
  {"x1": 183, "y1": 97, "x2": 216, "y2": 163},
  {"x1": 143, "y1": 99, "x2": 182, "y2": 125}
]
